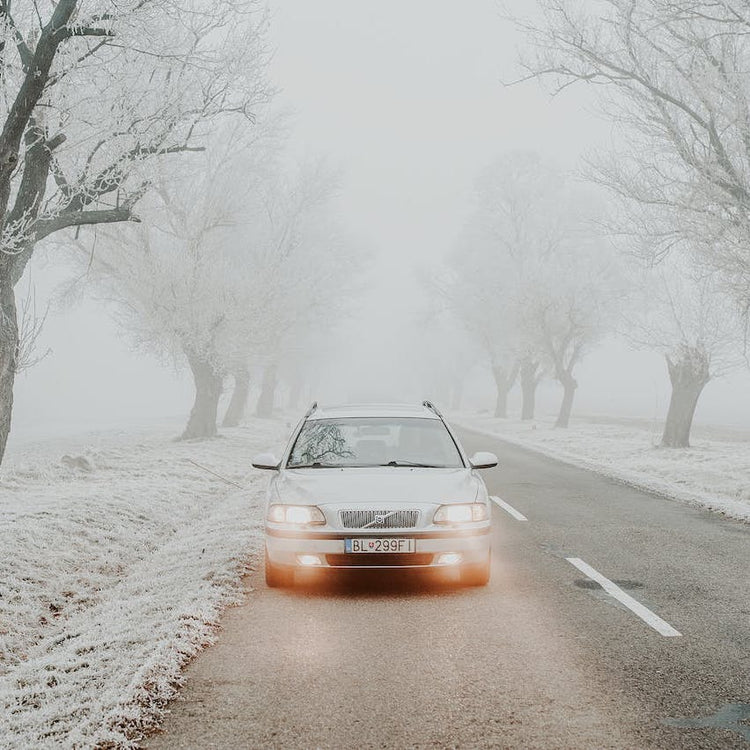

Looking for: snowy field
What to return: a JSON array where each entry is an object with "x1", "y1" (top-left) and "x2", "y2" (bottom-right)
[
  {"x1": 0, "y1": 419, "x2": 288, "y2": 749},
  {"x1": 455, "y1": 413, "x2": 750, "y2": 522}
]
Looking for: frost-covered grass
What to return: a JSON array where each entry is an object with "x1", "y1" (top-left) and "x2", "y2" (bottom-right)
[
  {"x1": 455, "y1": 413, "x2": 750, "y2": 522},
  {"x1": 0, "y1": 418, "x2": 288, "y2": 749}
]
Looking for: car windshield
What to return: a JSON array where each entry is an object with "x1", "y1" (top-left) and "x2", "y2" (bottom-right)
[{"x1": 286, "y1": 417, "x2": 464, "y2": 469}]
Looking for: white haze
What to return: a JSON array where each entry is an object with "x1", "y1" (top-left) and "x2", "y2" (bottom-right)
[{"x1": 10, "y1": 0, "x2": 750, "y2": 450}]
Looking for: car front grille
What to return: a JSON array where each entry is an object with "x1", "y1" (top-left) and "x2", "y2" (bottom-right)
[
  {"x1": 339, "y1": 509, "x2": 420, "y2": 529},
  {"x1": 326, "y1": 553, "x2": 434, "y2": 567}
]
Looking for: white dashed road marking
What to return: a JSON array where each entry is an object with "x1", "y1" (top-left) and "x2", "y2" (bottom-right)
[
  {"x1": 490, "y1": 496, "x2": 528, "y2": 521},
  {"x1": 566, "y1": 557, "x2": 682, "y2": 637}
]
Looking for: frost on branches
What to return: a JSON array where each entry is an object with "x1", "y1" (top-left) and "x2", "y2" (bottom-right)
[
  {"x1": 442, "y1": 152, "x2": 621, "y2": 427},
  {"x1": 69, "y1": 123, "x2": 361, "y2": 439},
  {"x1": 0, "y1": 0, "x2": 272, "y2": 465}
]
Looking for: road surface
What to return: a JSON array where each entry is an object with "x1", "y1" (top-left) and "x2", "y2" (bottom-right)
[{"x1": 147, "y1": 428, "x2": 750, "y2": 749}]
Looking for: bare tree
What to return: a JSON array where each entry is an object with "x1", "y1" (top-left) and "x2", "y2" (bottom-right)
[
  {"x1": 255, "y1": 362, "x2": 278, "y2": 419},
  {"x1": 0, "y1": 0, "x2": 271, "y2": 463},
  {"x1": 445, "y1": 152, "x2": 619, "y2": 424},
  {"x1": 222, "y1": 366, "x2": 251, "y2": 427},
  {"x1": 15, "y1": 283, "x2": 51, "y2": 373},
  {"x1": 440, "y1": 252, "x2": 520, "y2": 417},
  {"x1": 528, "y1": 259, "x2": 617, "y2": 429},
  {"x1": 74, "y1": 133, "x2": 358, "y2": 437},
  {"x1": 442, "y1": 153, "x2": 556, "y2": 417},
  {"x1": 241, "y1": 159, "x2": 360, "y2": 419},
  {"x1": 623, "y1": 256, "x2": 744, "y2": 447},
  {"x1": 518, "y1": 355, "x2": 543, "y2": 421},
  {"x1": 74, "y1": 123, "x2": 279, "y2": 439},
  {"x1": 514, "y1": 0, "x2": 750, "y2": 315}
]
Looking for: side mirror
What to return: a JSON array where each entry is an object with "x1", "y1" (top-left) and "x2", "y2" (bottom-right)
[
  {"x1": 252, "y1": 452, "x2": 280, "y2": 471},
  {"x1": 469, "y1": 451, "x2": 498, "y2": 470}
]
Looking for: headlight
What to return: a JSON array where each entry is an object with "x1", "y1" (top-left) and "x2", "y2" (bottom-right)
[
  {"x1": 433, "y1": 503, "x2": 488, "y2": 524},
  {"x1": 267, "y1": 504, "x2": 326, "y2": 526}
]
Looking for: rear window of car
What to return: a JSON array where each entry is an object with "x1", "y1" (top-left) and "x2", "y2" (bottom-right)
[{"x1": 287, "y1": 417, "x2": 464, "y2": 469}]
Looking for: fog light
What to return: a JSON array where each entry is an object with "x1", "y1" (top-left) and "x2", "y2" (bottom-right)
[
  {"x1": 297, "y1": 554, "x2": 322, "y2": 567},
  {"x1": 437, "y1": 553, "x2": 463, "y2": 566}
]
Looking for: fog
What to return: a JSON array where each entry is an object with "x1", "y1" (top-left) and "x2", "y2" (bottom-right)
[
  {"x1": 8, "y1": 0, "x2": 750, "y2": 452},
  {"x1": 4, "y1": 3, "x2": 750, "y2": 745}
]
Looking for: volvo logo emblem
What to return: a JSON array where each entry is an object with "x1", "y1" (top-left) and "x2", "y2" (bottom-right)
[{"x1": 362, "y1": 511, "x2": 397, "y2": 529}]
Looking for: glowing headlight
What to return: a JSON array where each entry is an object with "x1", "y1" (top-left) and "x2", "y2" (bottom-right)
[
  {"x1": 433, "y1": 503, "x2": 488, "y2": 524},
  {"x1": 267, "y1": 504, "x2": 326, "y2": 526}
]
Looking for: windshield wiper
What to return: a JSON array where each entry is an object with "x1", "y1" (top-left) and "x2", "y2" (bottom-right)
[
  {"x1": 289, "y1": 461, "x2": 448, "y2": 469},
  {"x1": 287, "y1": 462, "x2": 335, "y2": 469},
  {"x1": 381, "y1": 460, "x2": 445, "y2": 468}
]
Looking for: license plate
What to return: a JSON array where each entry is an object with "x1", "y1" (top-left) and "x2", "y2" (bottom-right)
[{"x1": 345, "y1": 537, "x2": 416, "y2": 553}]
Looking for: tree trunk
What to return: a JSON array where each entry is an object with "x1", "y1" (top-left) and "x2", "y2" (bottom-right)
[
  {"x1": 288, "y1": 375, "x2": 303, "y2": 411},
  {"x1": 520, "y1": 359, "x2": 540, "y2": 421},
  {"x1": 255, "y1": 363, "x2": 278, "y2": 418},
  {"x1": 492, "y1": 362, "x2": 519, "y2": 418},
  {"x1": 182, "y1": 352, "x2": 223, "y2": 440},
  {"x1": 222, "y1": 367, "x2": 250, "y2": 428},
  {"x1": 661, "y1": 351, "x2": 709, "y2": 448},
  {"x1": 0, "y1": 280, "x2": 19, "y2": 466},
  {"x1": 555, "y1": 374, "x2": 577, "y2": 428},
  {"x1": 451, "y1": 377, "x2": 464, "y2": 411}
]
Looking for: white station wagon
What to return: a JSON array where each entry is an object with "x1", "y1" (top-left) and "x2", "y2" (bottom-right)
[{"x1": 253, "y1": 402, "x2": 497, "y2": 587}]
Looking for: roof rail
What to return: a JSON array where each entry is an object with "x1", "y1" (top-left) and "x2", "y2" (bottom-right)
[
  {"x1": 422, "y1": 400, "x2": 444, "y2": 419},
  {"x1": 303, "y1": 401, "x2": 318, "y2": 419}
]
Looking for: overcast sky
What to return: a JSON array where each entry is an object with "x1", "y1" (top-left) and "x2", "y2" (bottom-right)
[{"x1": 10, "y1": 0, "x2": 750, "y2": 446}]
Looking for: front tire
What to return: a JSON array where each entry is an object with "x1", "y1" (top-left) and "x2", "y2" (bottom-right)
[
  {"x1": 460, "y1": 554, "x2": 491, "y2": 587},
  {"x1": 265, "y1": 547, "x2": 294, "y2": 588}
]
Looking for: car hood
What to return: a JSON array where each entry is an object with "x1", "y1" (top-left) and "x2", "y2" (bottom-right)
[{"x1": 273, "y1": 467, "x2": 482, "y2": 506}]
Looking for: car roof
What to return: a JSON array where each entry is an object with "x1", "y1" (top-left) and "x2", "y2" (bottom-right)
[{"x1": 307, "y1": 402, "x2": 441, "y2": 421}]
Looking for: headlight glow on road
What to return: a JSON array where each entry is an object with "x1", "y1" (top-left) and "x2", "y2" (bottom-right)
[
  {"x1": 433, "y1": 503, "x2": 488, "y2": 524},
  {"x1": 267, "y1": 504, "x2": 326, "y2": 526}
]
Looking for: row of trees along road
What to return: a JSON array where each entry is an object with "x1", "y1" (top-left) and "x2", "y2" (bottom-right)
[
  {"x1": 511, "y1": 0, "x2": 750, "y2": 447},
  {"x1": 441, "y1": 152, "x2": 622, "y2": 429},
  {"x1": 442, "y1": 150, "x2": 746, "y2": 447},
  {"x1": 622, "y1": 256, "x2": 744, "y2": 447},
  {"x1": 69, "y1": 122, "x2": 361, "y2": 440},
  {"x1": 0, "y1": 0, "x2": 272, "y2": 465}
]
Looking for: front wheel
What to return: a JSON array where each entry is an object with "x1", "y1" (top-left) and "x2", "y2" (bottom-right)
[
  {"x1": 459, "y1": 554, "x2": 491, "y2": 587},
  {"x1": 265, "y1": 547, "x2": 294, "y2": 588}
]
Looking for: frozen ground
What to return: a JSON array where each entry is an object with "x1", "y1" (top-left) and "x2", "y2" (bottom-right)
[
  {"x1": 455, "y1": 413, "x2": 750, "y2": 523},
  {"x1": 0, "y1": 418, "x2": 288, "y2": 749}
]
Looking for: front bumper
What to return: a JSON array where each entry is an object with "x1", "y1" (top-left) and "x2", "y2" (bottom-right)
[{"x1": 265, "y1": 526, "x2": 491, "y2": 569}]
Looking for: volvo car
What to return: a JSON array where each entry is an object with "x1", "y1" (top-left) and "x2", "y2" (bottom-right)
[{"x1": 252, "y1": 402, "x2": 498, "y2": 587}]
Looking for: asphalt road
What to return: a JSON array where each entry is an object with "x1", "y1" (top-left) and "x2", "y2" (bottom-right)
[{"x1": 146, "y1": 428, "x2": 750, "y2": 749}]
